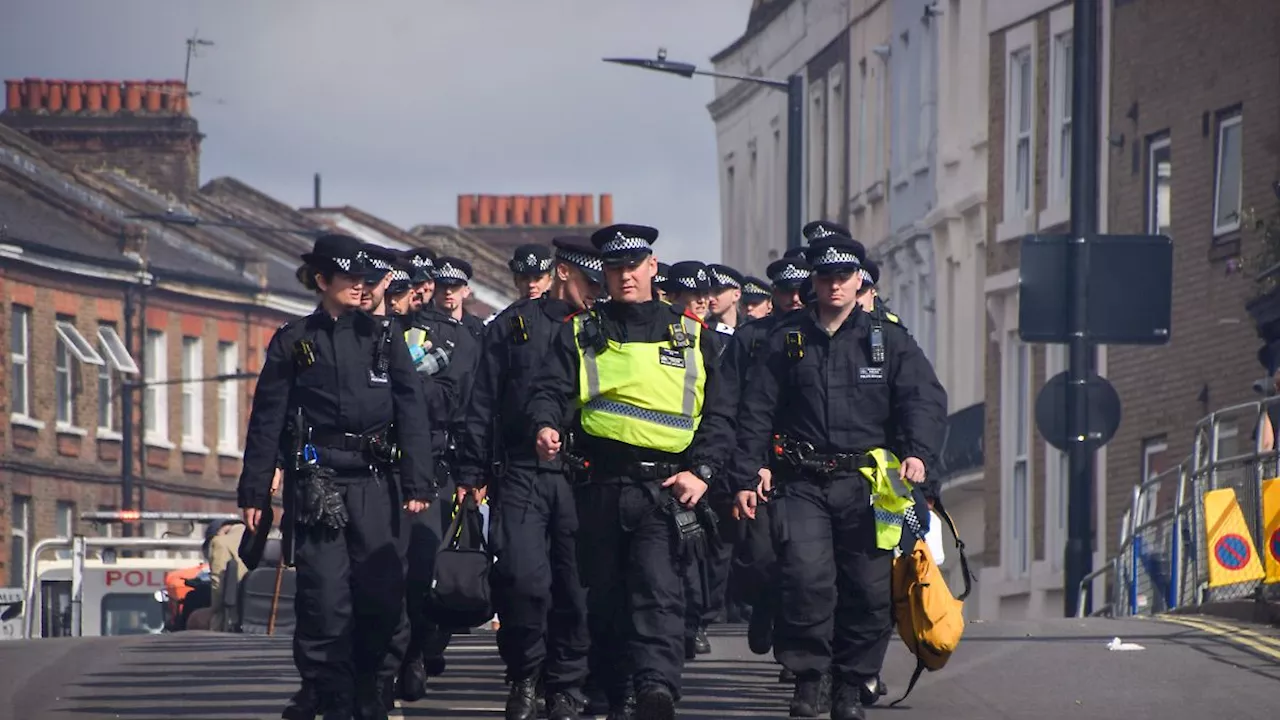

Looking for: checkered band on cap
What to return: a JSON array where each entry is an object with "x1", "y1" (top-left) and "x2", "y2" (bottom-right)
[
  {"x1": 600, "y1": 231, "x2": 652, "y2": 255},
  {"x1": 434, "y1": 262, "x2": 468, "y2": 282},
  {"x1": 743, "y1": 280, "x2": 770, "y2": 296},
  {"x1": 515, "y1": 254, "x2": 555, "y2": 273},
  {"x1": 808, "y1": 225, "x2": 840, "y2": 240},
  {"x1": 654, "y1": 272, "x2": 668, "y2": 284},
  {"x1": 677, "y1": 276, "x2": 700, "y2": 290},
  {"x1": 389, "y1": 269, "x2": 410, "y2": 283},
  {"x1": 410, "y1": 254, "x2": 434, "y2": 270},
  {"x1": 334, "y1": 249, "x2": 368, "y2": 273},
  {"x1": 774, "y1": 263, "x2": 810, "y2": 282},
  {"x1": 556, "y1": 250, "x2": 603, "y2": 273},
  {"x1": 368, "y1": 254, "x2": 393, "y2": 271},
  {"x1": 711, "y1": 268, "x2": 740, "y2": 288},
  {"x1": 812, "y1": 246, "x2": 860, "y2": 267},
  {"x1": 860, "y1": 268, "x2": 874, "y2": 284}
]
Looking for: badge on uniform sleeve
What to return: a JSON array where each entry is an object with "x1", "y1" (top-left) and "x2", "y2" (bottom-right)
[
  {"x1": 658, "y1": 347, "x2": 687, "y2": 368},
  {"x1": 858, "y1": 366, "x2": 885, "y2": 382}
]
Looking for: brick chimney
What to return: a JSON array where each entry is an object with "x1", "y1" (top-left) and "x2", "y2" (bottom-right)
[
  {"x1": 454, "y1": 192, "x2": 614, "y2": 228},
  {"x1": 1, "y1": 78, "x2": 203, "y2": 200}
]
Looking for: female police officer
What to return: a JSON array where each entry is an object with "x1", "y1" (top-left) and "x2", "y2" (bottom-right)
[{"x1": 239, "y1": 233, "x2": 437, "y2": 720}]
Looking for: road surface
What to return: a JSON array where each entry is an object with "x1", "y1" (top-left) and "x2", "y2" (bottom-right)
[{"x1": 1, "y1": 615, "x2": 1278, "y2": 719}]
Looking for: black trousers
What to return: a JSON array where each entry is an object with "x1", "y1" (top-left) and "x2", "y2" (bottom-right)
[
  {"x1": 575, "y1": 480, "x2": 686, "y2": 701},
  {"x1": 384, "y1": 471, "x2": 453, "y2": 685},
  {"x1": 293, "y1": 473, "x2": 406, "y2": 709},
  {"x1": 490, "y1": 463, "x2": 590, "y2": 690},
  {"x1": 772, "y1": 470, "x2": 892, "y2": 683},
  {"x1": 730, "y1": 500, "x2": 778, "y2": 608}
]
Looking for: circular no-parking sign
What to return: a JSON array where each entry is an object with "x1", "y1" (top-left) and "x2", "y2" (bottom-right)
[
  {"x1": 1214, "y1": 533, "x2": 1251, "y2": 571},
  {"x1": 1269, "y1": 528, "x2": 1280, "y2": 564}
]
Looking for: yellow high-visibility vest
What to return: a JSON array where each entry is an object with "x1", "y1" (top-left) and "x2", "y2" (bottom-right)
[
  {"x1": 862, "y1": 448, "x2": 915, "y2": 550},
  {"x1": 572, "y1": 313, "x2": 706, "y2": 453}
]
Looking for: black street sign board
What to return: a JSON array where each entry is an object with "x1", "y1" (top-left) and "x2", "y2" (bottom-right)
[
  {"x1": 1019, "y1": 234, "x2": 1173, "y2": 345},
  {"x1": 1035, "y1": 371, "x2": 1122, "y2": 452}
]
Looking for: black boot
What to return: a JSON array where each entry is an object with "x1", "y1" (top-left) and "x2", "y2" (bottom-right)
[
  {"x1": 634, "y1": 683, "x2": 676, "y2": 720},
  {"x1": 355, "y1": 677, "x2": 390, "y2": 720},
  {"x1": 505, "y1": 677, "x2": 540, "y2": 720},
  {"x1": 858, "y1": 676, "x2": 887, "y2": 706},
  {"x1": 397, "y1": 657, "x2": 428, "y2": 702},
  {"x1": 831, "y1": 681, "x2": 867, "y2": 720},
  {"x1": 788, "y1": 674, "x2": 831, "y2": 718},
  {"x1": 606, "y1": 687, "x2": 637, "y2": 720},
  {"x1": 281, "y1": 683, "x2": 318, "y2": 720},
  {"x1": 546, "y1": 690, "x2": 583, "y2": 720},
  {"x1": 778, "y1": 667, "x2": 797, "y2": 683},
  {"x1": 693, "y1": 627, "x2": 711, "y2": 654}
]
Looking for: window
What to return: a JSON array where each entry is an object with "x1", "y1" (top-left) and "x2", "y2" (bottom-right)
[
  {"x1": 217, "y1": 341, "x2": 240, "y2": 453},
  {"x1": 857, "y1": 58, "x2": 869, "y2": 190},
  {"x1": 143, "y1": 330, "x2": 168, "y2": 444},
  {"x1": 918, "y1": 22, "x2": 933, "y2": 158},
  {"x1": 1049, "y1": 30, "x2": 1073, "y2": 209},
  {"x1": 1213, "y1": 112, "x2": 1242, "y2": 236},
  {"x1": 874, "y1": 51, "x2": 887, "y2": 180},
  {"x1": 809, "y1": 80, "x2": 827, "y2": 219},
  {"x1": 725, "y1": 165, "x2": 736, "y2": 245},
  {"x1": 10, "y1": 306, "x2": 31, "y2": 418},
  {"x1": 181, "y1": 337, "x2": 204, "y2": 450},
  {"x1": 826, "y1": 69, "x2": 845, "y2": 219},
  {"x1": 1044, "y1": 345, "x2": 1068, "y2": 569},
  {"x1": 1010, "y1": 48, "x2": 1033, "y2": 216},
  {"x1": 1147, "y1": 136, "x2": 1172, "y2": 235},
  {"x1": 10, "y1": 495, "x2": 31, "y2": 590},
  {"x1": 97, "y1": 325, "x2": 139, "y2": 375},
  {"x1": 1006, "y1": 336, "x2": 1031, "y2": 577},
  {"x1": 946, "y1": 0, "x2": 961, "y2": 120},
  {"x1": 1139, "y1": 438, "x2": 1169, "y2": 523},
  {"x1": 53, "y1": 318, "x2": 105, "y2": 427},
  {"x1": 55, "y1": 501, "x2": 75, "y2": 560},
  {"x1": 894, "y1": 33, "x2": 910, "y2": 177}
]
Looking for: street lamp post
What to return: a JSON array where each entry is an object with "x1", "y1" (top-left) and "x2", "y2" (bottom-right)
[{"x1": 603, "y1": 52, "x2": 805, "y2": 249}]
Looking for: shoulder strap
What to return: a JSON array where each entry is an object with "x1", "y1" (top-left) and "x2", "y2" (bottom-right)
[
  {"x1": 930, "y1": 495, "x2": 974, "y2": 602},
  {"x1": 889, "y1": 658, "x2": 927, "y2": 708}
]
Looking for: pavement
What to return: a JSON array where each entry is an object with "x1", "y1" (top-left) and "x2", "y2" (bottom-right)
[{"x1": 2, "y1": 615, "x2": 1279, "y2": 720}]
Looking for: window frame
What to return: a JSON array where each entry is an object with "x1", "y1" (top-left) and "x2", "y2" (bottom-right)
[
  {"x1": 143, "y1": 330, "x2": 170, "y2": 447},
  {"x1": 1044, "y1": 4, "x2": 1074, "y2": 227},
  {"x1": 97, "y1": 325, "x2": 139, "y2": 375},
  {"x1": 998, "y1": 20, "x2": 1037, "y2": 242},
  {"x1": 1044, "y1": 345, "x2": 1068, "y2": 569},
  {"x1": 10, "y1": 305, "x2": 33, "y2": 422},
  {"x1": 180, "y1": 336, "x2": 206, "y2": 453},
  {"x1": 1004, "y1": 333, "x2": 1033, "y2": 578},
  {"x1": 54, "y1": 331, "x2": 75, "y2": 427},
  {"x1": 216, "y1": 341, "x2": 241, "y2": 455},
  {"x1": 11, "y1": 494, "x2": 32, "y2": 591},
  {"x1": 54, "y1": 321, "x2": 106, "y2": 367},
  {"x1": 1146, "y1": 134, "x2": 1172, "y2": 235},
  {"x1": 1212, "y1": 111, "x2": 1243, "y2": 237}
]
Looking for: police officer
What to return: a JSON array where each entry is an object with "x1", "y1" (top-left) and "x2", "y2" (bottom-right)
[
  {"x1": 434, "y1": 256, "x2": 488, "y2": 343},
  {"x1": 653, "y1": 262, "x2": 671, "y2": 302},
  {"x1": 707, "y1": 264, "x2": 745, "y2": 331},
  {"x1": 359, "y1": 244, "x2": 397, "y2": 314},
  {"x1": 509, "y1": 243, "x2": 557, "y2": 301},
  {"x1": 731, "y1": 231, "x2": 947, "y2": 719},
  {"x1": 661, "y1": 261, "x2": 714, "y2": 323},
  {"x1": 724, "y1": 254, "x2": 812, "y2": 664},
  {"x1": 392, "y1": 253, "x2": 483, "y2": 697},
  {"x1": 741, "y1": 276, "x2": 773, "y2": 320},
  {"x1": 526, "y1": 224, "x2": 735, "y2": 719},
  {"x1": 238, "y1": 234, "x2": 437, "y2": 720},
  {"x1": 456, "y1": 237, "x2": 604, "y2": 720},
  {"x1": 404, "y1": 247, "x2": 437, "y2": 315}
]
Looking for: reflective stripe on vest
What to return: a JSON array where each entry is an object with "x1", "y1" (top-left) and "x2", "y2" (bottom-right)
[
  {"x1": 574, "y1": 314, "x2": 705, "y2": 453},
  {"x1": 860, "y1": 447, "x2": 914, "y2": 551}
]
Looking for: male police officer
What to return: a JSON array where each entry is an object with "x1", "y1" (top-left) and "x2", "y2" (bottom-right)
[
  {"x1": 706, "y1": 264, "x2": 745, "y2": 331},
  {"x1": 457, "y1": 238, "x2": 604, "y2": 720},
  {"x1": 239, "y1": 234, "x2": 436, "y2": 720},
  {"x1": 731, "y1": 231, "x2": 946, "y2": 719},
  {"x1": 525, "y1": 223, "x2": 735, "y2": 719},
  {"x1": 741, "y1": 276, "x2": 773, "y2": 320},
  {"x1": 435, "y1": 256, "x2": 488, "y2": 343},
  {"x1": 510, "y1": 243, "x2": 557, "y2": 301}
]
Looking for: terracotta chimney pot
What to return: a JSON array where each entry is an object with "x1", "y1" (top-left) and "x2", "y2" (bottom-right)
[
  {"x1": 579, "y1": 194, "x2": 595, "y2": 225},
  {"x1": 494, "y1": 196, "x2": 510, "y2": 225},
  {"x1": 47, "y1": 81, "x2": 65, "y2": 112},
  {"x1": 5, "y1": 80, "x2": 22, "y2": 112},
  {"x1": 65, "y1": 82, "x2": 83, "y2": 112},
  {"x1": 457, "y1": 195, "x2": 476, "y2": 226},
  {"x1": 143, "y1": 80, "x2": 162, "y2": 112},
  {"x1": 124, "y1": 81, "x2": 143, "y2": 112},
  {"x1": 23, "y1": 78, "x2": 43, "y2": 110},
  {"x1": 86, "y1": 82, "x2": 104, "y2": 111},
  {"x1": 105, "y1": 82, "x2": 122, "y2": 112},
  {"x1": 530, "y1": 196, "x2": 547, "y2": 225},
  {"x1": 599, "y1": 193, "x2": 614, "y2": 225},
  {"x1": 565, "y1": 195, "x2": 582, "y2": 226},
  {"x1": 512, "y1": 195, "x2": 530, "y2": 225},
  {"x1": 546, "y1": 194, "x2": 564, "y2": 225},
  {"x1": 477, "y1": 195, "x2": 495, "y2": 225}
]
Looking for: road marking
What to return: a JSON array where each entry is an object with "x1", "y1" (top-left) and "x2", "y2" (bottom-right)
[
  {"x1": 1166, "y1": 615, "x2": 1280, "y2": 652},
  {"x1": 1158, "y1": 615, "x2": 1280, "y2": 661}
]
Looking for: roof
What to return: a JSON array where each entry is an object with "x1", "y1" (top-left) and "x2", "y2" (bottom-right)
[
  {"x1": 711, "y1": 0, "x2": 799, "y2": 63},
  {"x1": 409, "y1": 224, "x2": 519, "y2": 312},
  {"x1": 463, "y1": 225, "x2": 603, "y2": 258}
]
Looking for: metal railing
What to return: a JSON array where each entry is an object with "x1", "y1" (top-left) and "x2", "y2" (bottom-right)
[{"x1": 1076, "y1": 396, "x2": 1280, "y2": 617}]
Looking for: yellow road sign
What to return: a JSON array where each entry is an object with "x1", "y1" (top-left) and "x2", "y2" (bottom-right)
[{"x1": 1202, "y1": 488, "x2": 1264, "y2": 588}]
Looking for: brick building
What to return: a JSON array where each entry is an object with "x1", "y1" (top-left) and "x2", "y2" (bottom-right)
[
  {"x1": 1103, "y1": 0, "x2": 1280, "y2": 558},
  {"x1": 0, "y1": 80, "x2": 310, "y2": 588}
]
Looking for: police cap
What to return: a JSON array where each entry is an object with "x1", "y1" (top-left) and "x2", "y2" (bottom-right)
[
  {"x1": 741, "y1": 276, "x2": 771, "y2": 302},
  {"x1": 434, "y1": 256, "x2": 473, "y2": 286},
  {"x1": 766, "y1": 257, "x2": 812, "y2": 290},
  {"x1": 509, "y1": 244, "x2": 555, "y2": 276},
  {"x1": 664, "y1": 260, "x2": 712, "y2": 294},
  {"x1": 591, "y1": 223, "x2": 658, "y2": 267},
  {"x1": 806, "y1": 238, "x2": 864, "y2": 275},
  {"x1": 300, "y1": 233, "x2": 371, "y2": 276},
  {"x1": 707, "y1": 263, "x2": 744, "y2": 291},
  {"x1": 552, "y1": 236, "x2": 605, "y2": 286}
]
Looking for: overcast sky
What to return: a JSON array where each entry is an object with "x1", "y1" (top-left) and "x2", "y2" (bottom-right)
[{"x1": 2, "y1": 0, "x2": 753, "y2": 264}]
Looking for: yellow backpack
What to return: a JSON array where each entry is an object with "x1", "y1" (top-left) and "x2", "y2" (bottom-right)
[{"x1": 889, "y1": 496, "x2": 972, "y2": 706}]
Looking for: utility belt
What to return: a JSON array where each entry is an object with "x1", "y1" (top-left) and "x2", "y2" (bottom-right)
[
  {"x1": 772, "y1": 434, "x2": 874, "y2": 477},
  {"x1": 310, "y1": 426, "x2": 399, "y2": 465}
]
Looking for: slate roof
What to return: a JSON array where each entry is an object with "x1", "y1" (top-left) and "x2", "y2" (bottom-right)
[{"x1": 462, "y1": 225, "x2": 603, "y2": 259}]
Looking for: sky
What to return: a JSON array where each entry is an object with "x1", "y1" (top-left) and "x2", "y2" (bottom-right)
[{"x1": 2, "y1": 0, "x2": 755, "y2": 264}]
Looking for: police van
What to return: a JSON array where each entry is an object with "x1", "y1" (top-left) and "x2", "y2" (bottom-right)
[{"x1": 21, "y1": 511, "x2": 236, "y2": 639}]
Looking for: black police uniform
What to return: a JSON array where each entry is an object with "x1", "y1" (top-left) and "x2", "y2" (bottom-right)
[
  {"x1": 456, "y1": 238, "x2": 602, "y2": 720},
  {"x1": 525, "y1": 225, "x2": 736, "y2": 717},
  {"x1": 723, "y1": 256, "x2": 813, "y2": 658},
  {"x1": 238, "y1": 234, "x2": 436, "y2": 720},
  {"x1": 388, "y1": 261, "x2": 483, "y2": 692},
  {"x1": 731, "y1": 236, "x2": 947, "y2": 719}
]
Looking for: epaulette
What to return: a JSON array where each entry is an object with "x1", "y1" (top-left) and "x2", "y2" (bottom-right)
[{"x1": 882, "y1": 310, "x2": 903, "y2": 326}]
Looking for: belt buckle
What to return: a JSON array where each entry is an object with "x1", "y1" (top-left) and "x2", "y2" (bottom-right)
[{"x1": 636, "y1": 461, "x2": 657, "y2": 478}]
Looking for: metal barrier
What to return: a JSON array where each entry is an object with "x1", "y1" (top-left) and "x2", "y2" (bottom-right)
[{"x1": 1077, "y1": 396, "x2": 1280, "y2": 618}]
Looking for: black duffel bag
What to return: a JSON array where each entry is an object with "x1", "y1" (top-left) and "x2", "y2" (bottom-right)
[{"x1": 428, "y1": 494, "x2": 493, "y2": 629}]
